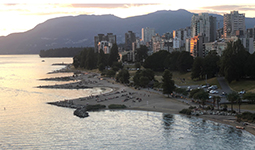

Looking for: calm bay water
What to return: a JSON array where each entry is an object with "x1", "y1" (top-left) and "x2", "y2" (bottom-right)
[{"x1": 0, "y1": 55, "x2": 255, "y2": 150}]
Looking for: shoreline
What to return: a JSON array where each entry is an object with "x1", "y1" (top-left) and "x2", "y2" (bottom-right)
[{"x1": 43, "y1": 67, "x2": 255, "y2": 136}]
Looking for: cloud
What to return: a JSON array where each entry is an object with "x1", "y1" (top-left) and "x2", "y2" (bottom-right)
[
  {"x1": 71, "y1": 3, "x2": 160, "y2": 9},
  {"x1": 201, "y1": 5, "x2": 255, "y2": 11},
  {"x1": 4, "y1": 3, "x2": 18, "y2": 6},
  {"x1": 188, "y1": 9, "x2": 225, "y2": 15}
]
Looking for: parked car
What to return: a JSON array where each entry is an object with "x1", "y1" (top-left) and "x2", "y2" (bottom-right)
[
  {"x1": 239, "y1": 90, "x2": 246, "y2": 94},
  {"x1": 209, "y1": 90, "x2": 219, "y2": 94},
  {"x1": 186, "y1": 86, "x2": 192, "y2": 92},
  {"x1": 202, "y1": 84, "x2": 210, "y2": 88},
  {"x1": 208, "y1": 85, "x2": 218, "y2": 90}
]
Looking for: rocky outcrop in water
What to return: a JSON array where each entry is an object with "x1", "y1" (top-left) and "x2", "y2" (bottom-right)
[
  {"x1": 48, "y1": 101, "x2": 89, "y2": 118},
  {"x1": 73, "y1": 107, "x2": 89, "y2": 118}
]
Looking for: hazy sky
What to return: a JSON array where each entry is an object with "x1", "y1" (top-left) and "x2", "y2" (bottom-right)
[{"x1": 0, "y1": 1, "x2": 255, "y2": 36}]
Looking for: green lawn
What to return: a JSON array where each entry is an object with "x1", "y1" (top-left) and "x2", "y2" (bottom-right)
[
  {"x1": 229, "y1": 79, "x2": 255, "y2": 93},
  {"x1": 226, "y1": 104, "x2": 255, "y2": 111},
  {"x1": 170, "y1": 71, "x2": 221, "y2": 88}
]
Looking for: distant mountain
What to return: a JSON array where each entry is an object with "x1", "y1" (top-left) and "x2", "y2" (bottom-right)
[{"x1": 0, "y1": 9, "x2": 254, "y2": 54}]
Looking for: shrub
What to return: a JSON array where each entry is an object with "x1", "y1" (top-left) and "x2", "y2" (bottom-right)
[
  {"x1": 236, "y1": 111, "x2": 255, "y2": 123},
  {"x1": 179, "y1": 109, "x2": 192, "y2": 115},
  {"x1": 108, "y1": 104, "x2": 127, "y2": 109},
  {"x1": 189, "y1": 106, "x2": 196, "y2": 109},
  {"x1": 222, "y1": 104, "x2": 228, "y2": 111},
  {"x1": 86, "y1": 104, "x2": 106, "y2": 111}
]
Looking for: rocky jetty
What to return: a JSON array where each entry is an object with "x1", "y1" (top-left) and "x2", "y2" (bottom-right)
[
  {"x1": 39, "y1": 76, "x2": 75, "y2": 81},
  {"x1": 73, "y1": 107, "x2": 89, "y2": 118},
  {"x1": 37, "y1": 81, "x2": 91, "y2": 89},
  {"x1": 47, "y1": 100, "x2": 83, "y2": 109},
  {"x1": 48, "y1": 100, "x2": 89, "y2": 118}
]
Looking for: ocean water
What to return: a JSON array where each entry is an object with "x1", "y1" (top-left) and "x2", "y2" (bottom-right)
[{"x1": 0, "y1": 55, "x2": 255, "y2": 150}]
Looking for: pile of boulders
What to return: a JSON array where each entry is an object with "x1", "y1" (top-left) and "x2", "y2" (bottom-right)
[
  {"x1": 191, "y1": 110, "x2": 236, "y2": 116},
  {"x1": 73, "y1": 107, "x2": 89, "y2": 118}
]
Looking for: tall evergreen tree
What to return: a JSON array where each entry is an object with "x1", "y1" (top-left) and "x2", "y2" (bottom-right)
[
  {"x1": 244, "y1": 53, "x2": 255, "y2": 78},
  {"x1": 136, "y1": 45, "x2": 148, "y2": 62},
  {"x1": 204, "y1": 50, "x2": 220, "y2": 78},
  {"x1": 191, "y1": 57, "x2": 204, "y2": 80},
  {"x1": 226, "y1": 91, "x2": 239, "y2": 112},
  {"x1": 220, "y1": 39, "x2": 249, "y2": 83},
  {"x1": 108, "y1": 43, "x2": 119, "y2": 66},
  {"x1": 98, "y1": 49, "x2": 106, "y2": 67},
  {"x1": 162, "y1": 69, "x2": 175, "y2": 97},
  {"x1": 85, "y1": 48, "x2": 96, "y2": 70},
  {"x1": 177, "y1": 51, "x2": 193, "y2": 72}
]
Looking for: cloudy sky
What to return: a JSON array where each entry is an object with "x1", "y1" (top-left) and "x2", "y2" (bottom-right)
[{"x1": 0, "y1": 0, "x2": 254, "y2": 36}]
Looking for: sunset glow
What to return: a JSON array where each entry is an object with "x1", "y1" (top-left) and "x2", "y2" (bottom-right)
[{"x1": 0, "y1": 1, "x2": 254, "y2": 36}]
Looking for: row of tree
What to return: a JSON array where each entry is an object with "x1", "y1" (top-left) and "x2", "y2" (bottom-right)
[
  {"x1": 191, "y1": 51, "x2": 220, "y2": 80},
  {"x1": 143, "y1": 50, "x2": 193, "y2": 72},
  {"x1": 188, "y1": 88, "x2": 255, "y2": 113},
  {"x1": 40, "y1": 47, "x2": 84, "y2": 57},
  {"x1": 73, "y1": 44, "x2": 119, "y2": 70},
  {"x1": 220, "y1": 40, "x2": 255, "y2": 83},
  {"x1": 191, "y1": 39, "x2": 255, "y2": 83}
]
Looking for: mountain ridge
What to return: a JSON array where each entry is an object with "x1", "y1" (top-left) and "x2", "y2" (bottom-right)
[{"x1": 0, "y1": 9, "x2": 254, "y2": 54}]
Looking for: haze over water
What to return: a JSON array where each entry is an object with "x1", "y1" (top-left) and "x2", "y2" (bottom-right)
[{"x1": 0, "y1": 55, "x2": 255, "y2": 149}]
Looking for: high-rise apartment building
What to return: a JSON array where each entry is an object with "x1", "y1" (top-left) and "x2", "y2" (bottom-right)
[
  {"x1": 190, "y1": 35, "x2": 207, "y2": 57},
  {"x1": 173, "y1": 27, "x2": 191, "y2": 47},
  {"x1": 141, "y1": 27, "x2": 155, "y2": 43},
  {"x1": 191, "y1": 13, "x2": 216, "y2": 42},
  {"x1": 247, "y1": 26, "x2": 255, "y2": 40},
  {"x1": 223, "y1": 11, "x2": 246, "y2": 38},
  {"x1": 125, "y1": 31, "x2": 136, "y2": 51},
  {"x1": 210, "y1": 16, "x2": 217, "y2": 42},
  {"x1": 94, "y1": 33, "x2": 116, "y2": 53}
]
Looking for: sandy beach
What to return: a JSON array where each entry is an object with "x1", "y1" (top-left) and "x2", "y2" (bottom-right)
[{"x1": 42, "y1": 69, "x2": 255, "y2": 136}]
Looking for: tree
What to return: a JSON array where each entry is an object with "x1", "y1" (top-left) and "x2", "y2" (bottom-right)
[
  {"x1": 174, "y1": 88, "x2": 188, "y2": 97},
  {"x1": 203, "y1": 50, "x2": 220, "y2": 78},
  {"x1": 191, "y1": 57, "x2": 204, "y2": 80},
  {"x1": 236, "y1": 95, "x2": 242, "y2": 113},
  {"x1": 135, "y1": 62, "x2": 141, "y2": 69},
  {"x1": 85, "y1": 48, "x2": 97, "y2": 70},
  {"x1": 165, "y1": 51, "x2": 181, "y2": 71},
  {"x1": 108, "y1": 43, "x2": 119, "y2": 66},
  {"x1": 177, "y1": 51, "x2": 193, "y2": 72},
  {"x1": 143, "y1": 50, "x2": 170, "y2": 71},
  {"x1": 162, "y1": 69, "x2": 175, "y2": 97},
  {"x1": 106, "y1": 69, "x2": 116, "y2": 77},
  {"x1": 226, "y1": 91, "x2": 240, "y2": 112},
  {"x1": 133, "y1": 69, "x2": 155, "y2": 87},
  {"x1": 216, "y1": 96, "x2": 221, "y2": 110},
  {"x1": 116, "y1": 69, "x2": 130, "y2": 84},
  {"x1": 193, "y1": 90, "x2": 209, "y2": 109},
  {"x1": 136, "y1": 45, "x2": 148, "y2": 62},
  {"x1": 97, "y1": 49, "x2": 107, "y2": 70},
  {"x1": 220, "y1": 39, "x2": 249, "y2": 83},
  {"x1": 112, "y1": 62, "x2": 123, "y2": 72},
  {"x1": 188, "y1": 89, "x2": 202, "y2": 98},
  {"x1": 73, "y1": 55, "x2": 80, "y2": 68},
  {"x1": 244, "y1": 53, "x2": 255, "y2": 79},
  {"x1": 139, "y1": 76, "x2": 150, "y2": 88}
]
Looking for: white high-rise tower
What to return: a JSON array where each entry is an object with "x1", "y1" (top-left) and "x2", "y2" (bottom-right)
[{"x1": 141, "y1": 27, "x2": 155, "y2": 43}]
